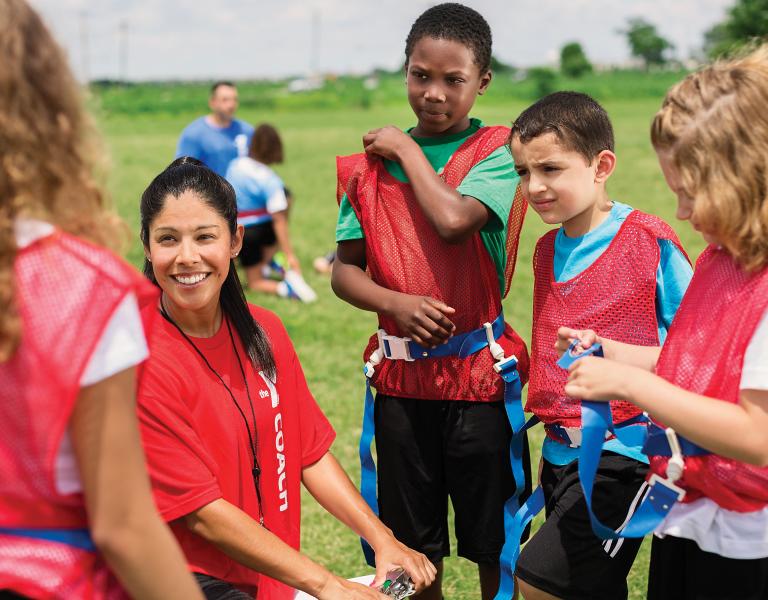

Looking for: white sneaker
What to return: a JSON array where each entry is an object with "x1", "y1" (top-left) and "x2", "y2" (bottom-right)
[{"x1": 283, "y1": 270, "x2": 318, "y2": 303}]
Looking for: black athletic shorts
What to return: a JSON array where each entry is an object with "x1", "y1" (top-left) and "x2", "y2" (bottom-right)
[
  {"x1": 516, "y1": 452, "x2": 649, "y2": 600},
  {"x1": 374, "y1": 394, "x2": 531, "y2": 565},
  {"x1": 648, "y1": 534, "x2": 768, "y2": 600},
  {"x1": 239, "y1": 221, "x2": 276, "y2": 267},
  {"x1": 195, "y1": 573, "x2": 253, "y2": 599}
]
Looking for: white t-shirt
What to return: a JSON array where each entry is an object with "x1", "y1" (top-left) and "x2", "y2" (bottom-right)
[
  {"x1": 655, "y1": 308, "x2": 768, "y2": 559},
  {"x1": 15, "y1": 219, "x2": 149, "y2": 494}
]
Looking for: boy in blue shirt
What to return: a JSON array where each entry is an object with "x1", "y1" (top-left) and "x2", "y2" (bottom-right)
[{"x1": 510, "y1": 91, "x2": 693, "y2": 600}]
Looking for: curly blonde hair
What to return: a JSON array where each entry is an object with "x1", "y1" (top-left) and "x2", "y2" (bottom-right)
[
  {"x1": 0, "y1": 0, "x2": 125, "y2": 361},
  {"x1": 651, "y1": 44, "x2": 768, "y2": 272}
]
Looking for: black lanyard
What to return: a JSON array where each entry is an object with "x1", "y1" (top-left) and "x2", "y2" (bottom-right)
[{"x1": 159, "y1": 299, "x2": 266, "y2": 526}]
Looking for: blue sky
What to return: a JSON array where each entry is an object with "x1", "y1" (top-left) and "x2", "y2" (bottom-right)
[{"x1": 31, "y1": 0, "x2": 733, "y2": 81}]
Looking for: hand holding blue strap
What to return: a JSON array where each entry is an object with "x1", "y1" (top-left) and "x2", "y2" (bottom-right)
[
  {"x1": 556, "y1": 339, "x2": 604, "y2": 369},
  {"x1": 560, "y1": 340, "x2": 688, "y2": 540}
]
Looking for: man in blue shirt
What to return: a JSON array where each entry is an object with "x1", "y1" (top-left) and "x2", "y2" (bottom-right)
[{"x1": 175, "y1": 81, "x2": 254, "y2": 177}]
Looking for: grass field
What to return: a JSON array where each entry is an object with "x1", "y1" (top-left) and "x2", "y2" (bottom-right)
[{"x1": 98, "y1": 81, "x2": 706, "y2": 599}]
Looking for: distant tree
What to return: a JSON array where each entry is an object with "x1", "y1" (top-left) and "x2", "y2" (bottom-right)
[
  {"x1": 704, "y1": 0, "x2": 768, "y2": 58},
  {"x1": 526, "y1": 67, "x2": 558, "y2": 99},
  {"x1": 490, "y1": 55, "x2": 517, "y2": 75},
  {"x1": 622, "y1": 18, "x2": 674, "y2": 68},
  {"x1": 560, "y1": 42, "x2": 593, "y2": 78}
]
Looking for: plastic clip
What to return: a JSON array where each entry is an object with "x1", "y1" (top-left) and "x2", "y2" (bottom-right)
[
  {"x1": 664, "y1": 427, "x2": 685, "y2": 483},
  {"x1": 363, "y1": 331, "x2": 386, "y2": 378}
]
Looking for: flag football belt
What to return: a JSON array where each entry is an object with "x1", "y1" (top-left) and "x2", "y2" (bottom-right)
[
  {"x1": 566, "y1": 342, "x2": 709, "y2": 540},
  {"x1": 493, "y1": 341, "x2": 710, "y2": 587},
  {"x1": 357, "y1": 312, "x2": 528, "y2": 600},
  {"x1": 0, "y1": 527, "x2": 95, "y2": 551}
]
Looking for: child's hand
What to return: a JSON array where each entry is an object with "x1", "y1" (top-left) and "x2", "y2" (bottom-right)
[
  {"x1": 555, "y1": 326, "x2": 600, "y2": 357},
  {"x1": 363, "y1": 126, "x2": 417, "y2": 162},
  {"x1": 388, "y1": 295, "x2": 456, "y2": 347},
  {"x1": 565, "y1": 357, "x2": 642, "y2": 403}
]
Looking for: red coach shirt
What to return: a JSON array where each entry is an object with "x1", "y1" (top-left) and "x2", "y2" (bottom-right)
[{"x1": 137, "y1": 303, "x2": 335, "y2": 598}]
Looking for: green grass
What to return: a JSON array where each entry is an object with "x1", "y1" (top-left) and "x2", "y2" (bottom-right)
[
  {"x1": 99, "y1": 85, "x2": 706, "y2": 599},
  {"x1": 91, "y1": 68, "x2": 690, "y2": 117}
]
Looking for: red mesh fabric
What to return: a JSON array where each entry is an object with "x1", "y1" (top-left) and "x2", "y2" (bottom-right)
[
  {"x1": 503, "y1": 185, "x2": 527, "y2": 298},
  {"x1": 528, "y1": 211, "x2": 688, "y2": 426},
  {"x1": 650, "y1": 246, "x2": 768, "y2": 511},
  {"x1": 0, "y1": 535, "x2": 125, "y2": 599},
  {"x1": 340, "y1": 126, "x2": 528, "y2": 401},
  {"x1": 336, "y1": 154, "x2": 363, "y2": 205},
  {"x1": 0, "y1": 230, "x2": 156, "y2": 597}
]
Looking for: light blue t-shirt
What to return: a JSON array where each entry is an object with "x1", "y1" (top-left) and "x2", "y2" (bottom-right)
[
  {"x1": 225, "y1": 157, "x2": 288, "y2": 227},
  {"x1": 543, "y1": 201, "x2": 693, "y2": 466},
  {"x1": 176, "y1": 117, "x2": 254, "y2": 177}
]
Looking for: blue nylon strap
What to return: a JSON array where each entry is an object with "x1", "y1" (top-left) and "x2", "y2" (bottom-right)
[
  {"x1": 560, "y1": 340, "x2": 709, "y2": 541},
  {"x1": 494, "y1": 486, "x2": 545, "y2": 600},
  {"x1": 358, "y1": 375, "x2": 379, "y2": 567},
  {"x1": 580, "y1": 401, "x2": 686, "y2": 539},
  {"x1": 406, "y1": 313, "x2": 506, "y2": 359},
  {"x1": 0, "y1": 527, "x2": 95, "y2": 551},
  {"x1": 494, "y1": 359, "x2": 532, "y2": 600},
  {"x1": 643, "y1": 423, "x2": 709, "y2": 457}
]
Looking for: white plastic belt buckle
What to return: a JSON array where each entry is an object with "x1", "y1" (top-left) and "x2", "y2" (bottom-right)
[
  {"x1": 492, "y1": 354, "x2": 518, "y2": 374},
  {"x1": 381, "y1": 333, "x2": 414, "y2": 361},
  {"x1": 563, "y1": 426, "x2": 582, "y2": 448}
]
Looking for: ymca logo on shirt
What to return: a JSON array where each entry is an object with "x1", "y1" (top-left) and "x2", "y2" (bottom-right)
[{"x1": 260, "y1": 372, "x2": 288, "y2": 511}]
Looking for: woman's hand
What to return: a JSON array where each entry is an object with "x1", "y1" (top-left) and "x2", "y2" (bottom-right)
[
  {"x1": 371, "y1": 537, "x2": 437, "y2": 593},
  {"x1": 555, "y1": 326, "x2": 600, "y2": 357},
  {"x1": 565, "y1": 357, "x2": 645, "y2": 403},
  {"x1": 316, "y1": 575, "x2": 387, "y2": 600}
]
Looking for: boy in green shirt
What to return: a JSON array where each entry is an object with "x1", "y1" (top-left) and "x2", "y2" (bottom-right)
[{"x1": 332, "y1": 4, "x2": 529, "y2": 598}]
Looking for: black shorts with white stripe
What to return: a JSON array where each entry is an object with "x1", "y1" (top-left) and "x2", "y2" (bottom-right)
[{"x1": 516, "y1": 451, "x2": 649, "y2": 600}]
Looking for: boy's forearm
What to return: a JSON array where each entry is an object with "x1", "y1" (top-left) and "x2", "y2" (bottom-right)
[
  {"x1": 331, "y1": 258, "x2": 400, "y2": 316},
  {"x1": 396, "y1": 144, "x2": 488, "y2": 243}
]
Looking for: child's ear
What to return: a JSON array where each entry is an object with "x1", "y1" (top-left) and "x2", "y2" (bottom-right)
[
  {"x1": 478, "y1": 70, "x2": 492, "y2": 95},
  {"x1": 594, "y1": 150, "x2": 617, "y2": 183}
]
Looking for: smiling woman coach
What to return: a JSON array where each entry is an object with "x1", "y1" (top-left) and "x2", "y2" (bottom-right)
[{"x1": 136, "y1": 157, "x2": 435, "y2": 600}]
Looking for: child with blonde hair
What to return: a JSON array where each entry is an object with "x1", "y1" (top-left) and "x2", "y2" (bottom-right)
[
  {"x1": 563, "y1": 45, "x2": 768, "y2": 599},
  {"x1": 0, "y1": 1, "x2": 203, "y2": 598}
]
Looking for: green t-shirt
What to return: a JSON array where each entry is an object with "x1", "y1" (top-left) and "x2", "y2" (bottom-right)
[{"x1": 335, "y1": 118, "x2": 520, "y2": 293}]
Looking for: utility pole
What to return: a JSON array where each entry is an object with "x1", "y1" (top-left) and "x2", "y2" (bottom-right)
[{"x1": 118, "y1": 19, "x2": 129, "y2": 82}]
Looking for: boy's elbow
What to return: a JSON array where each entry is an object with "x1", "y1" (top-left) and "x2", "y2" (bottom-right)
[
  {"x1": 434, "y1": 216, "x2": 475, "y2": 244},
  {"x1": 330, "y1": 270, "x2": 345, "y2": 299}
]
